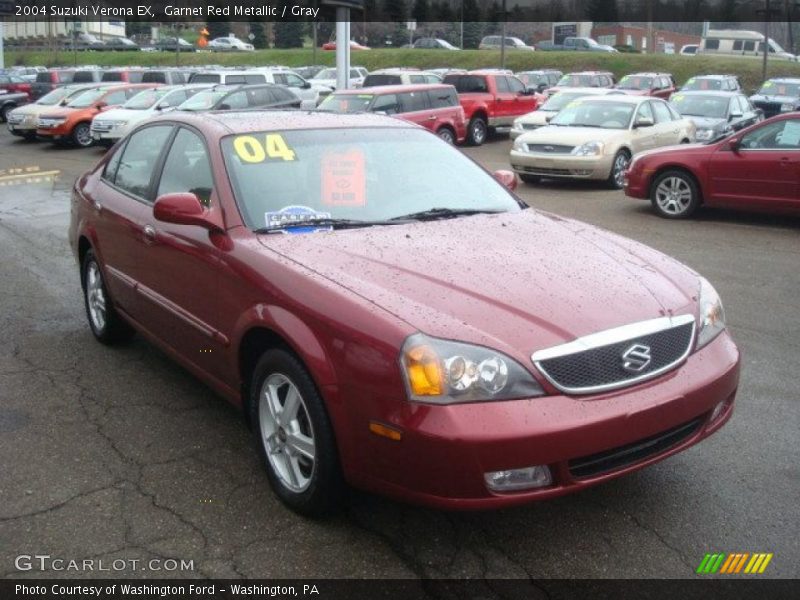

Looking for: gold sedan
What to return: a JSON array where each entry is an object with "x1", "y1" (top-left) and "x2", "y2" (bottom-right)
[{"x1": 510, "y1": 95, "x2": 696, "y2": 188}]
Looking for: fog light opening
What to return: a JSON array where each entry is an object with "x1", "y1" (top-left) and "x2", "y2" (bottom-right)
[
  {"x1": 484, "y1": 465, "x2": 552, "y2": 492},
  {"x1": 709, "y1": 398, "x2": 731, "y2": 424}
]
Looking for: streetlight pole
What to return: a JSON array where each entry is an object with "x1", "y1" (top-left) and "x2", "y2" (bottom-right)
[
  {"x1": 757, "y1": 0, "x2": 781, "y2": 80},
  {"x1": 499, "y1": 0, "x2": 507, "y2": 70},
  {"x1": 460, "y1": 1, "x2": 464, "y2": 49}
]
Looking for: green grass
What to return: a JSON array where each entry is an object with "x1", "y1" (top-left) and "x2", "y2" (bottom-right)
[{"x1": 9, "y1": 48, "x2": 800, "y2": 91}]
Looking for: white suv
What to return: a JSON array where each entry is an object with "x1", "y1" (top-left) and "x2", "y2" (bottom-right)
[
  {"x1": 254, "y1": 68, "x2": 333, "y2": 108},
  {"x1": 207, "y1": 36, "x2": 255, "y2": 52},
  {"x1": 361, "y1": 69, "x2": 442, "y2": 88}
]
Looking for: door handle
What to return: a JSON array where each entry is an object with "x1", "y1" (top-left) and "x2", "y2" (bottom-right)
[
  {"x1": 93, "y1": 199, "x2": 102, "y2": 211},
  {"x1": 143, "y1": 224, "x2": 156, "y2": 242}
]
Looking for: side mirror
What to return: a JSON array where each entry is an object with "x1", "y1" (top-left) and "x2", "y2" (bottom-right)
[
  {"x1": 728, "y1": 137, "x2": 741, "y2": 152},
  {"x1": 728, "y1": 112, "x2": 742, "y2": 121},
  {"x1": 634, "y1": 116, "x2": 654, "y2": 128},
  {"x1": 493, "y1": 169, "x2": 518, "y2": 192},
  {"x1": 95, "y1": 102, "x2": 107, "y2": 110},
  {"x1": 217, "y1": 103, "x2": 231, "y2": 111},
  {"x1": 302, "y1": 81, "x2": 311, "y2": 89},
  {"x1": 545, "y1": 114, "x2": 554, "y2": 122},
  {"x1": 537, "y1": 83, "x2": 547, "y2": 93},
  {"x1": 153, "y1": 193, "x2": 216, "y2": 229}
]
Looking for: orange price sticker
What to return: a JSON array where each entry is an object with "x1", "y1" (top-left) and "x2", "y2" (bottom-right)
[{"x1": 321, "y1": 150, "x2": 366, "y2": 207}]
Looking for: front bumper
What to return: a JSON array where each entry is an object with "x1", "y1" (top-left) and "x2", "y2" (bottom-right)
[
  {"x1": 343, "y1": 331, "x2": 739, "y2": 509},
  {"x1": 36, "y1": 124, "x2": 70, "y2": 139},
  {"x1": 510, "y1": 149, "x2": 614, "y2": 181}
]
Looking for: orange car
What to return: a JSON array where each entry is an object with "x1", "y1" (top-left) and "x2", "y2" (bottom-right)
[{"x1": 36, "y1": 84, "x2": 158, "y2": 147}]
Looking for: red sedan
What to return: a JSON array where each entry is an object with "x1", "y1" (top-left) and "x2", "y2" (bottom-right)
[
  {"x1": 69, "y1": 111, "x2": 739, "y2": 515},
  {"x1": 322, "y1": 40, "x2": 370, "y2": 51},
  {"x1": 625, "y1": 113, "x2": 800, "y2": 218}
]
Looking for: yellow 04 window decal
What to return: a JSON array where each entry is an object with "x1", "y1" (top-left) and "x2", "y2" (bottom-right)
[{"x1": 233, "y1": 134, "x2": 297, "y2": 163}]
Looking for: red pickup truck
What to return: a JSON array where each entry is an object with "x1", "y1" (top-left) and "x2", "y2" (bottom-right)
[{"x1": 442, "y1": 71, "x2": 540, "y2": 145}]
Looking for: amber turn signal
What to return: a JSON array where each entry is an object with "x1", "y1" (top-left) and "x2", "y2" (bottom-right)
[{"x1": 369, "y1": 421, "x2": 403, "y2": 441}]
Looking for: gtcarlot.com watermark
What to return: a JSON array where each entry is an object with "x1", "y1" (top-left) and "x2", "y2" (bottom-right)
[{"x1": 15, "y1": 554, "x2": 194, "y2": 572}]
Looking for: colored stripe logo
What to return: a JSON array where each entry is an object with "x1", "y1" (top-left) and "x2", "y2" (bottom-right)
[{"x1": 696, "y1": 553, "x2": 773, "y2": 574}]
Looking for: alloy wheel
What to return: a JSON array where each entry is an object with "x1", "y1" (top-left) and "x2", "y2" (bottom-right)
[
  {"x1": 85, "y1": 261, "x2": 106, "y2": 332},
  {"x1": 655, "y1": 176, "x2": 693, "y2": 216}
]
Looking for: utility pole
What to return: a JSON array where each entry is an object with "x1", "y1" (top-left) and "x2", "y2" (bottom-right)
[
  {"x1": 757, "y1": 0, "x2": 782, "y2": 80},
  {"x1": 460, "y1": 1, "x2": 464, "y2": 49},
  {"x1": 499, "y1": 0, "x2": 507, "y2": 70}
]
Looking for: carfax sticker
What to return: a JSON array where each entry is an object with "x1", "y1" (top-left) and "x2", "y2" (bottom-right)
[
  {"x1": 265, "y1": 205, "x2": 331, "y2": 234},
  {"x1": 321, "y1": 149, "x2": 366, "y2": 207}
]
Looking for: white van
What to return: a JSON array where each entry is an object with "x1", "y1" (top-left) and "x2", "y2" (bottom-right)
[{"x1": 700, "y1": 29, "x2": 796, "y2": 61}]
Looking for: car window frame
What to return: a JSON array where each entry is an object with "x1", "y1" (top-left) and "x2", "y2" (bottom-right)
[
  {"x1": 153, "y1": 125, "x2": 217, "y2": 208},
  {"x1": 739, "y1": 118, "x2": 800, "y2": 151}
]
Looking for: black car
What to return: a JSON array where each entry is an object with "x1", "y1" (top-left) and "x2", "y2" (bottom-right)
[
  {"x1": 104, "y1": 37, "x2": 140, "y2": 51},
  {"x1": 0, "y1": 91, "x2": 28, "y2": 122},
  {"x1": 680, "y1": 74, "x2": 742, "y2": 93},
  {"x1": 516, "y1": 70, "x2": 563, "y2": 93},
  {"x1": 670, "y1": 91, "x2": 763, "y2": 142},
  {"x1": 154, "y1": 38, "x2": 196, "y2": 52},
  {"x1": 749, "y1": 78, "x2": 800, "y2": 119},
  {"x1": 177, "y1": 84, "x2": 301, "y2": 112}
]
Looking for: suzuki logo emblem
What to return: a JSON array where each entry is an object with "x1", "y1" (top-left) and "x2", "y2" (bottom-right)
[{"x1": 622, "y1": 344, "x2": 652, "y2": 373}]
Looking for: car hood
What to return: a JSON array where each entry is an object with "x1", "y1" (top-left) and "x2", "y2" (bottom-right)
[
  {"x1": 258, "y1": 211, "x2": 699, "y2": 359},
  {"x1": 751, "y1": 94, "x2": 798, "y2": 104},
  {"x1": 686, "y1": 116, "x2": 726, "y2": 129},
  {"x1": 615, "y1": 89, "x2": 651, "y2": 96},
  {"x1": 517, "y1": 124, "x2": 629, "y2": 145},
  {"x1": 95, "y1": 108, "x2": 149, "y2": 121},
  {"x1": 39, "y1": 106, "x2": 81, "y2": 119},
  {"x1": 518, "y1": 110, "x2": 556, "y2": 125},
  {"x1": 9, "y1": 102, "x2": 58, "y2": 117}
]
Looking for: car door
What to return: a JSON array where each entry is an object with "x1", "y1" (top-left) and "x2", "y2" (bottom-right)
[
  {"x1": 137, "y1": 126, "x2": 229, "y2": 382},
  {"x1": 651, "y1": 100, "x2": 681, "y2": 146},
  {"x1": 91, "y1": 124, "x2": 175, "y2": 320},
  {"x1": 630, "y1": 101, "x2": 659, "y2": 152},
  {"x1": 398, "y1": 90, "x2": 434, "y2": 131},
  {"x1": 493, "y1": 76, "x2": 517, "y2": 123},
  {"x1": 708, "y1": 118, "x2": 800, "y2": 210},
  {"x1": 507, "y1": 75, "x2": 538, "y2": 114}
]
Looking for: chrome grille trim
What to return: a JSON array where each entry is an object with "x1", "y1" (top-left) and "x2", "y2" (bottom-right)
[{"x1": 531, "y1": 314, "x2": 696, "y2": 395}]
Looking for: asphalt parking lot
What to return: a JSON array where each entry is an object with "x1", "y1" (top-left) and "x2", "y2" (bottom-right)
[{"x1": 0, "y1": 128, "x2": 798, "y2": 581}]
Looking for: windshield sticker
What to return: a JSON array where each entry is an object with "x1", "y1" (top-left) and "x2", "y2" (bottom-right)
[
  {"x1": 233, "y1": 134, "x2": 297, "y2": 163},
  {"x1": 321, "y1": 150, "x2": 366, "y2": 207},
  {"x1": 763, "y1": 81, "x2": 774, "y2": 88},
  {"x1": 687, "y1": 78, "x2": 696, "y2": 84},
  {"x1": 566, "y1": 99, "x2": 583, "y2": 108},
  {"x1": 265, "y1": 206, "x2": 331, "y2": 234},
  {"x1": 672, "y1": 94, "x2": 684, "y2": 102},
  {"x1": 779, "y1": 121, "x2": 800, "y2": 146}
]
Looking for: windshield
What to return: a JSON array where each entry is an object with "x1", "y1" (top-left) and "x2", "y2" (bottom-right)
[
  {"x1": 318, "y1": 94, "x2": 374, "y2": 113},
  {"x1": 67, "y1": 89, "x2": 106, "y2": 108},
  {"x1": 617, "y1": 76, "x2": 653, "y2": 90},
  {"x1": 541, "y1": 92, "x2": 590, "y2": 111},
  {"x1": 670, "y1": 94, "x2": 728, "y2": 118},
  {"x1": 123, "y1": 88, "x2": 170, "y2": 110},
  {"x1": 757, "y1": 81, "x2": 800, "y2": 97},
  {"x1": 549, "y1": 100, "x2": 634, "y2": 129},
  {"x1": 557, "y1": 74, "x2": 594, "y2": 87},
  {"x1": 222, "y1": 128, "x2": 521, "y2": 231},
  {"x1": 683, "y1": 77, "x2": 724, "y2": 91},
  {"x1": 314, "y1": 69, "x2": 337, "y2": 80},
  {"x1": 178, "y1": 90, "x2": 228, "y2": 111},
  {"x1": 37, "y1": 87, "x2": 73, "y2": 105}
]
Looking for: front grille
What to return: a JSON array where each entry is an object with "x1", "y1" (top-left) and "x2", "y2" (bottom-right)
[
  {"x1": 568, "y1": 416, "x2": 704, "y2": 479},
  {"x1": 525, "y1": 143, "x2": 575, "y2": 153},
  {"x1": 519, "y1": 166, "x2": 579, "y2": 176},
  {"x1": 532, "y1": 315, "x2": 695, "y2": 394}
]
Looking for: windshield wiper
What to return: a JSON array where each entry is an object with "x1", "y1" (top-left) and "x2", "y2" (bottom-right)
[
  {"x1": 571, "y1": 123, "x2": 605, "y2": 128},
  {"x1": 390, "y1": 207, "x2": 503, "y2": 221},
  {"x1": 255, "y1": 217, "x2": 405, "y2": 234}
]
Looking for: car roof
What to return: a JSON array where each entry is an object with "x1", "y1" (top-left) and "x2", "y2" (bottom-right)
[
  {"x1": 674, "y1": 90, "x2": 741, "y2": 97},
  {"x1": 333, "y1": 83, "x2": 454, "y2": 95},
  {"x1": 577, "y1": 95, "x2": 654, "y2": 105},
  {"x1": 564, "y1": 71, "x2": 613, "y2": 76},
  {"x1": 150, "y1": 110, "x2": 413, "y2": 136},
  {"x1": 551, "y1": 87, "x2": 621, "y2": 95},
  {"x1": 692, "y1": 74, "x2": 736, "y2": 79},
  {"x1": 766, "y1": 77, "x2": 800, "y2": 83},
  {"x1": 623, "y1": 72, "x2": 672, "y2": 77}
]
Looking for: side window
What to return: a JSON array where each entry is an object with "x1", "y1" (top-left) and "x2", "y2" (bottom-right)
[
  {"x1": 743, "y1": 41, "x2": 756, "y2": 52},
  {"x1": 652, "y1": 101, "x2": 673, "y2": 123},
  {"x1": 227, "y1": 75, "x2": 247, "y2": 85},
  {"x1": 248, "y1": 88, "x2": 276, "y2": 107},
  {"x1": 102, "y1": 142, "x2": 126, "y2": 184},
  {"x1": 273, "y1": 74, "x2": 287, "y2": 85},
  {"x1": 399, "y1": 91, "x2": 429, "y2": 113},
  {"x1": 507, "y1": 76, "x2": 526, "y2": 94},
  {"x1": 371, "y1": 94, "x2": 400, "y2": 115},
  {"x1": 429, "y1": 89, "x2": 457, "y2": 108},
  {"x1": 245, "y1": 74, "x2": 265, "y2": 84},
  {"x1": 424, "y1": 74, "x2": 441, "y2": 84},
  {"x1": 220, "y1": 91, "x2": 248, "y2": 110},
  {"x1": 636, "y1": 101, "x2": 655, "y2": 123},
  {"x1": 409, "y1": 74, "x2": 426, "y2": 84},
  {"x1": 285, "y1": 73, "x2": 304, "y2": 87},
  {"x1": 741, "y1": 119, "x2": 800, "y2": 150},
  {"x1": 705, "y1": 39, "x2": 720, "y2": 50},
  {"x1": 733, "y1": 40, "x2": 743, "y2": 51},
  {"x1": 114, "y1": 126, "x2": 173, "y2": 199},
  {"x1": 156, "y1": 128, "x2": 214, "y2": 207},
  {"x1": 495, "y1": 77, "x2": 510, "y2": 93},
  {"x1": 128, "y1": 72, "x2": 144, "y2": 83},
  {"x1": 273, "y1": 88, "x2": 297, "y2": 102}
]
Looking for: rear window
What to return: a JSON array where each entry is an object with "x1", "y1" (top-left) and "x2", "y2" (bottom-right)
[
  {"x1": 399, "y1": 91, "x2": 429, "y2": 112},
  {"x1": 191, "y1": 73, "x2": 222, "y2": 84},
  {"x1": 102, "y1": 72, "x2": 124, "y2": 82},
  {"x1": 429, "y1": 88, "x2": 458, "y2": 108},
  {"x1": 72, "y1": 71, "x2": 97, "y2": 83},
  {"x1": 363, "y1": 74, "x2": 402, "y2": 87},
  {"x1": 142, "y1": 72, "x2": 166, "y2": 84},
  {"x1": 443, "y1": 75, "x2": 488, "y2": 94}
]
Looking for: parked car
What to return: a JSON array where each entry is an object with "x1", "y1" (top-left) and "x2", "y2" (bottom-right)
[
  {"x1": 253, "y1": 68, "x2": 332, "y2": 109},
  {"x1": 104, "y1": 37, "x2": 140, "y2": 51},
  {"x1": 614, "y1": 73, "x2": 676, "y2": 99},
  {"x1": 748, "y1": 78, "x2": 800, "y2": 119},
  {"x1": 0, "y1": 91, "x2": 28, "y2": 123},
  {"x1": 189, "y1": 70, "x2": 267, "y2": 85},
  {"x1": 294, "y1": 66, "x2": 327, "y2": 80},
  {"x1": 515, "y1": 70, "x2": 563, "y2": 94},
  {"x1": 208, "y1": 36, "x2": 255, "y2": 52},
  {"x1": 680, "y1": 44, "x2": 699, "y2": 55},
  {"x1": 361, "y1": 69, "x2": 440, "y2": 88},
  {"x1": 670, "y1": 91, "x2": 763, "y2": 141},
  {"x1": 319, "y1": 84, "x2": 467, "y2": 144},
  {"x1": 154, "y1": 38, "x2": 196, "y2": 52},
  {"x1": 30, "y1": 69, "x2": 76, "y2": 101},
  {"x1": 7, "y1": 84, "x2": 113, "y2": 139},
  {"x1": 545, "y1": 71, "x2": 616, "y2": 97},
  {"x1": 91, "y1": 85, "x2": 211, "y2": 144},
  {"x1": 0, "y1": 72, "x2": 32, "y2": 100},
  {"x1": 536, "y1": 37, "x2": 617, "y2": 52},
  {"x1": 679, "y1": 74, "x2": 742, "y2": 93},
  {"x1": 7, "y1": 66, "x2": 47, "y2": 83},
  {"x1": 699, "y1": 29, "x2": 796, "y2": 62},
  {"x1": 72, "y1": 32, "x2": 106, "y2": 51},
  {"x1": 479, "y1": 36, "x2": 534, "y2": 51},
  {"x1": 310, "y1": 67, "x2": 370, "y2": 89},
  {"x1": 141, "y1": 69, "x2": 193, "y2": 85},
  {"x1": 510, "y1": 96, "x2": 695, "y2": 188},
  {"x1": 69, "y1": 110, "x2": 739, "y2": 515},
  {"x1": 101, "y1": 69, "x2": 146, "y2": 83},
  {"x1": 176, "y1": 84, "x2": 301, "y2": 112},
  {"x1": 322, "y1": 40, "x2": 370, "y2": 51},
  {"x1": 37, "y1": 84, "x2": 157, "y2": 147},
  {"x1": 442, "y1": 71, "x2": 540, "y2": 145},
  {"x1": 413, "y1": 38, "x2": 459, "y2": 50},
  {"x1": 625, "y1": 113, "x2": 800, "y2": 217},
  {"x1": 510, "y1": 88, "x2": 623, "y2": 139}
]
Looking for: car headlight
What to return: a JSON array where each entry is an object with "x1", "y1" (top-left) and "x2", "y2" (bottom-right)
[
  {"x1": 696, "y1": 277, "x2": 726, "y2": 349},
  {"x1": 113, "y1": 121, "x2": 128, "y2": 128},
  {"x1": 511, "y1": 119, "x2": 523, "y2": 130},
  {"x1": 512, "y1": 137, "x2": 527, "y2": 152},
  {"x1": 571, "y1": 141, "x2": 605, "y2": 156},
  {"x1": 400, "y1": 334, "x2": 545, "y2": 404},
  {"x1": 781, "y1": 103, "x2": 795, "y2": 112},
  {"x1": 695, "y1": 128, "x2": 714, "y2": 141}
]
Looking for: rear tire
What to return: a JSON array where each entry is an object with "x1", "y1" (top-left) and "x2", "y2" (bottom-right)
[
  {"x1": 81, "y1": 249, "x2": 135, "y2": 344},
  {"x1": 650, "y1": 170, "x2": 701, "y2": 219},
  {"x1": 437, "y1": 126, "x2": 456, "y2": 145},
  {"x1": 467, "y1": 116, "x2": 488, "y2": 146},
  {"x1": 250, "y1": 349, "x2": 344, "y2": 517}
]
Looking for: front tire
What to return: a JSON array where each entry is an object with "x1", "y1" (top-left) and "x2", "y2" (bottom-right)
[
  {"x1": 608, "y1": 150, "x2": 631, "y2": 189},
  {"x1": 72, "y1": 122, "x2": 93, "y2": 148},
  {"x1": 250, "y1": 349, "x2": 344, "y2": 517},
  {"x1": 467, "y1": 116, "x2": 488, "y2": 146},
  {"x1": 81, "y1": 250, "x2": 135, "y2": 344},
  {"x1": 650, "y1": 170, "x2": 701, "y2": 219},
  {"x1": 437, "y1": 126, "x2": 456, "y2": 145}
]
